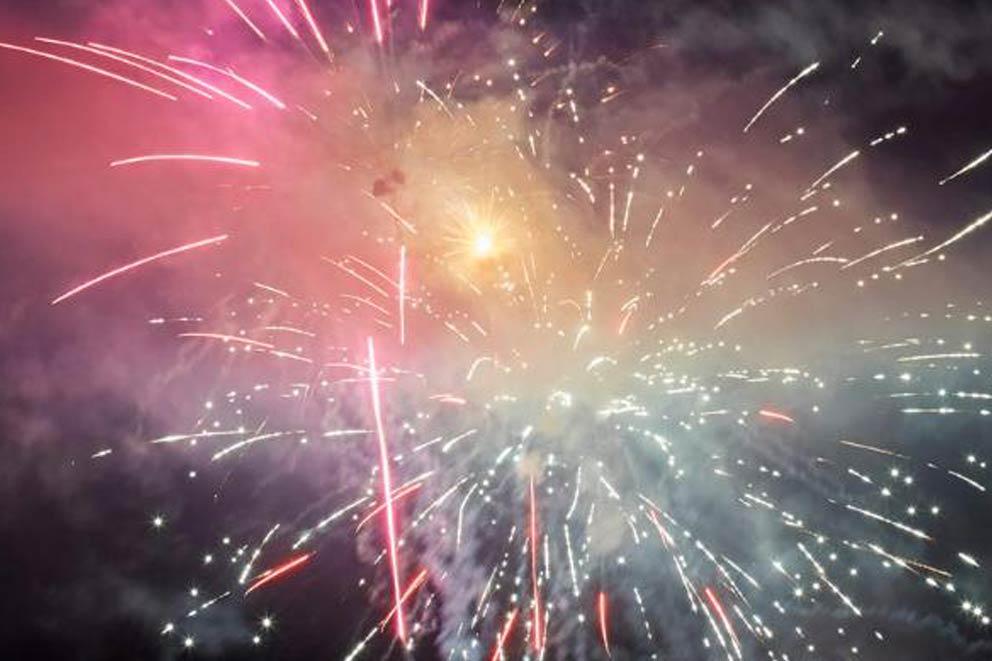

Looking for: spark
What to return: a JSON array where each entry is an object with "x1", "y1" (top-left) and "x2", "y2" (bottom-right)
[
  {"x1": 940, "y1": 148, "x2": 992, "y2": 185},
  {"x1": 266, "y1": 0, "x2": 302, "y2": 41},
  {"x1": 0, "y1": 41, "x2": 177, "y2": 101},
  {"x1": 743, "y1": 61, "x2": 820, "y2": 133},
  {"x1": 369, "y1": 0, "x2": 385, "y2": 45},
  {"x1": 109, "y1": 154, "x2": 260, "y2": 168},
  {"x1": 399, "y1": 245, "x2": 407, "y2": 345},
  {"x1": 51, "y1": 235, "x2": 228, "y2": 305},
  {"x1": 167, "y1": 55, "x2": 286, "y2": 109},
  {"x1": 33, "y1": 38, "x2": 213, "y2": 99},
  {"x1": 490, "y1": 608, "x2": 519, "y2": 661},
  {"x1": 86, "y1": 42, "x2": 253, "y2": 108},
  {"x1": 295, "y1": 0, "x2": 332, "y2": 59},
  {"x1": 367, "y1": 338, "x2": 407, "y2": 642},
  {"x1": 245, "y1": 553, "x2": 313, "y2": 595},
  {"x1": 598, "y1": 591, "x2": 612, "y2": 658},
  {"x1": 529, "y1": 477, "x2": 543, "y2": 653},
  {"x1": 758, "y1": 409, "x2": 795, "y2": 424},
  {"x1": 224, "y1": 0, "x2": 269, "y2": 42},
  {"x1": 418, "y1": 0, "x2": 430, "y2": 31}
]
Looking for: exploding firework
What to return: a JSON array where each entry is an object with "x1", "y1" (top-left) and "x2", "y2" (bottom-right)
[{"x1": 8, "y1": 1, "x2": 992, "y2": 659}]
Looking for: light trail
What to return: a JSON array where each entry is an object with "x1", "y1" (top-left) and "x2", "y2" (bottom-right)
[
  {"x1": 598, "y1": 591, "x2": 612, "y2": 658},
  {"x1": 110, "y1": 154, "x2": 260, "y2": 168},
  {"x1": 529, "y1": 477, "x2": 543, "y2": 653},
  {"x1": 245, "y1": 553, "x2": 313, "y2": 595},
  {"x1": 0, "y1": 41, "x2": 177, "y2": 101},
  {"x1": 367, "y1": 338, "x2": 407, "y2": 643},
  {"x1": 51, "y1": 235, "x2": 228, "y2": 305}
]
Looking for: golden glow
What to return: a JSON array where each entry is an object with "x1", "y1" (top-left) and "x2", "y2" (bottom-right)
[{"x1": 473, "y1": 232, "x2": 494, "y2": 257}]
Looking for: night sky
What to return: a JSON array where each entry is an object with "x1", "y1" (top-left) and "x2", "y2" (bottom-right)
[{"x1": 2, "y1": 1, "x2": 992, "y2": 660}]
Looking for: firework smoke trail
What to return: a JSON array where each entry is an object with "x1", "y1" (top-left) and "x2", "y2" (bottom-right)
[{"x1": 9, "y1": 0, "x2": 992, "y2": 659}]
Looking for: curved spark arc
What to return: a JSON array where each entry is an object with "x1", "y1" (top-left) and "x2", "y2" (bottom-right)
[{"x1": 51, "y1": 235, "x2": 228, "y2": 305}]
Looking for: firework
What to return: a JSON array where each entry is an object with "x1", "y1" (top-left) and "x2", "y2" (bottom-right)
[{"x1": 11, "y1": 1, "x2": 992, "y2": 659}]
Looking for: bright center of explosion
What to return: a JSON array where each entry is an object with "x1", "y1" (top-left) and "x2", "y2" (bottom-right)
[{"x1": 472, "y1": 232, "x2": 494, "y2": 257}]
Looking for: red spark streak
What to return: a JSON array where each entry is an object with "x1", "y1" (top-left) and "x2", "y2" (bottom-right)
[
  {"x1": 490, "y1": 608, "x2": 519, "y2": 661},
  {"x1": 245, "y1": 552, "x2": 313, "y2": 594},
  {"x1": 367, "y1": 338, "x2": 407, "y2": 642},
  {"x1": 355, "y1": 482, "x2": 424, "y2": 532},
  {"x1": 529, "y1": 477, "x2": 543, "y2": 652},
  {"x1": 377, "y1": 568, "x2": 429, "y2": 629},
  {"x1": 598, "y1": 591, "x2": 612, "y2": 658},
  {"x1": 51, "y1": 235, "x2": 228, "y2": 305},
  {"x1": 758, "y1": 408, "x2": 795, "y2": 424},
  {"x1": 110, "y1": 154, "x2": 260, "y2": 168},
  {"x1": 703, "y1": 586, "x2": 739, "y2": 647}
]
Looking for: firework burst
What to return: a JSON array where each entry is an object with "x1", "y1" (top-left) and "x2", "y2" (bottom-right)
[{"x1": 8, "y1": 1, "x2": 992, "y2": 659}]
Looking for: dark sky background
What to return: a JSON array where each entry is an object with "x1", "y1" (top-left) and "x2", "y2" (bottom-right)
[{"x1": 1, "y1": 1, "x2": 992, "y2": 660}]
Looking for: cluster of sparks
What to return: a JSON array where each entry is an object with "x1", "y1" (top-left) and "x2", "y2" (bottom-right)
[{"x1": 11, "y1": 1, "x2": 992, "y2": 659}]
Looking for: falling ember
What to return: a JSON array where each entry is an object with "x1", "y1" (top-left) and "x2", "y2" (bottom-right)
[
  {"x1": 366, "y1": 338, "x2": 407, "y2": 643},
  {"x1": 598, "y1": 591, "x2": 612, "y2": 658}
]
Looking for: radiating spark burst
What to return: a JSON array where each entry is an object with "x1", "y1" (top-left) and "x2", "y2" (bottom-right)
[{"x1": 18, "y1": 1, "x2": 992, "y2": 659}]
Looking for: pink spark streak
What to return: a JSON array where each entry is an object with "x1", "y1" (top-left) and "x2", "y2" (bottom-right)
[
  {"x1": 0, "y1": 41, "x2": 176, "y2": 101},
  {"x1": 265, "y1": 0, "x2": 302, "y2": 40},
  {"x1": 369, "y1": 0, "x2": 385, "y2": 44},
  {"x1": 418, "y1": 0, "x2": 430, "y2": 31},
  {"x1": 758, "y1": 408, "x2": 795, "y2": 424},
  {"x1": 109, "y1": 154, "x2": 260, "y2": 168},
  {"x1": 223, "y1": 0, "x2": 269, "y2": 42},
  {"x1": 367, "y1": 337, "x2": 407, "y2": 642},
  {"x1": 51, "y1": 235, "x2": 228, "y2": 305},
  {"x1": 399, "y1": 245, "x2": 407, "y2": 345},
  {"x1": 86, "y1": 42, "x2": 253, "y2": 109},
  {"x1": 295, "y1": 0, "x2": 332, "y2": 59}
]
